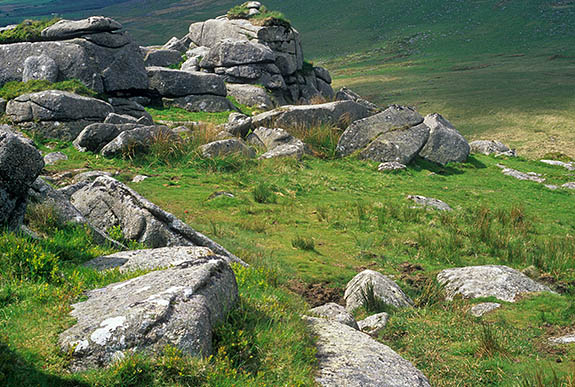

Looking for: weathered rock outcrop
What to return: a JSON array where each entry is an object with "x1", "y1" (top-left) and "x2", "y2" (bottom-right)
[
  {"x1": 437, "y1": 265, "x2": 555, "y2": 302},
  {"x1": 226, "y1": 83, "x2": 274, "y2": 109},
  {"x1": 22, "y1": 54, "x2": 58, "y2": 82},
  {"x1": 100, "y1": 125, "x2": 176, "y2": 158},
  {"x1": 6, "y1": 90, "x2": 114, "y2": 140},
  {"x1": 0, "y1": 126, "x2": 44, "y2": 229},
  {"x1": 60, "y1": 257, "x2": 238, "y2": 371},
  {"x1": 344, "y1": 270, "x2": 413, "y2": 312},
  {"x1": 85, "y1": 246, "x2": 217, "y2": 272},
  {"x1": 357, "y1": 312, "x2": 389, "y2": 336},
  {"x1": 69, "y1": 175, "x2": 245, "y2": 265},
  {"x1": 308, "y1": 303, "x2": 359, "y2": 329},
  {"x1": 305, "y1": 317, "x2": 431, "y2": 386},
  {"x1": 470, "y1": 140, "x2": 516, "y2": 157},
  {"x1": 0, "y1": 17, "x2": 148, "y2": 95},
  {"x1": 336, "y1": 87, "x2": 381, "y2": 114},
  {"x1": 147, "y1": 67, "x2": 226, "y2": 98},
  {"x1": 226, "y1": 101, "x2": 373, "y2": 137},
  {"x1": 418, "y1": 113, "x2": 469, "y2": 165},
  {"x1": 142, "y1": 47, "x2": 183, "y2": 68},
  {"x1": 358, "y1": 123, "x2": 430, "y2": 165},
  {"x1": 246, "y1": 126, "x2": 307, "y2": 159},
  {"x1": 199, "y1": 138, "x2": 256, "y2": 159}
]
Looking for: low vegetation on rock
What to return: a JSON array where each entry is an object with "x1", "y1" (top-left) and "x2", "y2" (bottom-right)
[{"x1": 0, "y1": 18, "x2": 59, "y2": 44}]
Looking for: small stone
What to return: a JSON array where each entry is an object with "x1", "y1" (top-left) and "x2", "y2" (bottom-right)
[
  {"x1": 469, "y1": 303, "x2": 501, "y2": 317},
  {"x1": 357, "y1": 312, "x2": 389, "y2": 335},
  {"x1": 378, "y1": 162, "x2": 407, "y2": 171},
  {"x1": 131, "y1": 175, "x2": 149, "y2": 183},
  {"x1": 208, "y1": 191, "x2": 235, "y2": 200},
  {"x1": 43, "y1": 151, "x2": 68, "y2": 165},
  {"x1": 407, "y1": 195, "x2": 452, "y2": 211},
  {"x1": 497, "y1": 164, "x2": 545, "y2": 183},
  {"x1": 549, "y1": 334, "x2": 575, "y2": 345},
  {"x1": 562, "y1": 182, "x2": 575, "y2": 190},
  {"x1": 540, "y1": 159, "x2": 575, "y2": 171}
]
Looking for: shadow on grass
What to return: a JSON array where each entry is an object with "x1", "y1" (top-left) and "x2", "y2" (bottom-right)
[
  {"x1": 0, "y1": 342, "x2": 87, "y2": 386},
  {"x1": 410, "y1": 155, "x2": 486, "y2": 175}
]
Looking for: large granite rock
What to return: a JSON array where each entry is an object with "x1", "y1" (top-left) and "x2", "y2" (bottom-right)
[
  {"x1": 200, "y1": 39, "x2": 275, "y2": 68},
  {"x1": 74, "y1": 123, "x2": 132, "y2": 153},
  {"x1": 226, "y1": 101, "x2": 373, "y2": 137},
  {"x1": 247, "y1": 126, "x2": 307, "y2": 160},
  {"x1": 0, "y1": 126, "x2": 44, "y2": 229},
  {"x1": 226, "y1": 83, "x2": 274, "y2": 110},
  {"x1": 100, "y1": 125, "x2": 176, "y2": 157},
  {"x1": 359, "y1": 123, "x2": 430, "y2": 164},
  {"x1": 147, "y1": 67, "x2": 226, "y2": 97},
  {"x1": 22, "y1": 54, "x2": 58, "y2": 82},
  {"x1": 142, "y1": 48, "x2": 183, "y2": 68},
  {"x1": 304, "y1": 317, "x2": 431, "y2": 387},
  {"x1": 335, "y1": 87, "x2": 381, "y2": 114},
  {"x1": 418, "y1": 113, "x2": 469, "y2": 165},
  {"x1": 85, "y1": 246, "x2": 217, "y2": 272},
  {"x1": 69, "y1": 175, "x2": 245, "y2": 265},
  {"x1": 41, "y1": 17, "x2": 122, "y2": 40},
  {"x1": 336, "y1": 105, "x2": 424, "y2": 158},
  {"x1": 344, "y1": 270, "x2": 413, "y2": 312},
  {"x1": 60, "y1": 257, "x2": 238, "y2": 371},
  {"x1": 308, "y1": 303, "x2": 359, "y2": 329},
  {"x1": 437, "y1": 265, "x2": 555, "y2": 302},
  {"x1": 5, "y1": 91, "x2": 114, "y2": 140},
  {"x1": 163, "y1": 94, "x2": 235, "y2": 113},
  {"x1": 199, "y1": 138, "x2": 256, "y2": 159},
  {"x1": 0, "y1": 19, "x2": 148, "y2": 94}
]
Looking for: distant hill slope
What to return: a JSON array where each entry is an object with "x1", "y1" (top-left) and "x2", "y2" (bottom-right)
[{"x1": 1, "y1": 0, "x2": 574, "y2": 58}]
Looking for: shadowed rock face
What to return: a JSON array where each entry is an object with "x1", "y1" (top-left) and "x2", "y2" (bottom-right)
[
  {"x1": 59, "y1": 257, "x2": 238, "y2": 371},
  {"x1": 69, "y1": 175, "x2": 246, "y2": 266},
  {"x1": 304, "y1": 317, "x2": 431, "y2": 387},
  {"x1": 0, "y1": 126, "x2": 44, "y2": 229},
  {"x1": 418, "y1": 113, "x2": 470, "y2": 165},
  {"x1": 437, "y1": 265, "x2": 555, "y2": 302}
]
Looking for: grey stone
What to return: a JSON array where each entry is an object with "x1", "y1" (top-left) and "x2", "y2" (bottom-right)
[
  {"x1": 104, "y1": 113, "x2": 138, "y2": 125},
  {"x1": 0, "y1": 98, "x2": 6, "y2": 114},
  {"x1": 6, "y1": 91, "x2": 113, "y2": 140},
  {"x1": 0, "y1": 126, "x2": 44, "y2": 229},
  {"x1": 162, "y1": 37, "x2": 188, "y2": 53},
  {"x1": 407, "y1": 195, "x2": 452, "y2": 211},
  {"x1": 85, "y1": 246, "x2": 216, "y2": 272},
  {"x1": 100, "y1": 126, "x2": 176, "y2": 158},
  {"x1": 43, "y1": 151, "x2": 68, "y2": 165},
  {"x1": 469, "y1": 140, "x2": 515, "y2": 156},
  {"x1": 132, "y1": 175, "x2": 149, "y2": 183},
  {"x1": 245, "y1": 1, "x2": 262, "y2": 9},
  {"x1": 540, "y1": 159, "x2": 575, "y2": 171},
  {"x1": 308, "y1": 303, "x2": 359, "y2": 329},
  {"x1": 562, "y1": 182, "x2": 575, "y2": 189},
  {"x1": 314, "y1": 66, "x2": 332, "y2": 84},
  {"x1": 147, "y1": 67, "x2": 226, "y2": 97},
  {"x1": 59, "y1": 257, "x2": 238, "y2": 371},
  {"x1": 316, "y1": 78, "x2": 335, "y2": 100},
  {"x1": 418, "y1": 113, "x2": 469, "y2": 165},
  {"x1": 142, "y1": 48, "x2": 183, "y2": 68},
  {"x1": 199, "y1": 139, "x2": 256, "y2": 159},
  {"x1": 437, "y1": 265, "x2": 555, "y2": 302},
  {"x1": 41, "y1": 17, "x2": 122, "y2": 40},
  {"x1": 28, "y1": 177, "x2": 124, "y2": 249},
  {"x1": 335, "y1": 87, "x2": 381, "y2": 114},
  {"x1": 549, "y1": 334, "x2": 575, "y2": 345},
  {"x1": 72, "y1": 171, "x2": 113, "y2": 184},
  {"x1": 107, "y1": 98, "x2": 153, "y2": 124},
  {"x1": 226, "y1": 83, "x2": 274, "y2": 109},
  {"x1": 344, "y1": 270, "x2": 413, "y2": 312},
  {"x1": 357, "y1": 312, "x2": 389, "y2": 335},
  {"x1": 259, "y1": 143, "x2": 305, "y2": 160},
  {"x1": 249, "y1": 127, "x2": 301, "y2": 150},
  {"x1": 70, "y1": 175, "x2": 245, "y2": 265},
  {"x1": 200, "y1": 39, "x2": 275, "y2": 68},
  {"x1": 164, "y1": 95, "x2": 235, "y2": 113},
  {"x1": 73, "y1": 123, "x2": 123, "y2": 153},
  {"x1": 336, "y1": 105, "x2": 423, "y2": 158},
  {"x1": 304, "y1": 317, "x2": 431, "y2": 387},
  {"x1": 469, "y1": 303, "x2": 501, "y2": 317},
  {"x1": 496, "y1": 164, "x2": 545, "y2": 183},
  {"x1": 378, "y1": 162, "x2": 407, "y2": 171},
  {"x1": 22, "y1": 55, "x2": 58, "y2": 82},
  {"x1": 359, "y1": 123, "x2": 430, "y2": 164},
  {"x1": 0, "y1": 33, "x2": 149, "y2": 95}
]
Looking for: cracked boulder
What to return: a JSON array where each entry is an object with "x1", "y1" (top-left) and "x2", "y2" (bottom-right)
[
  {"x1": 6, "y1": 90, "x2": 113, "y2": 140},
  {"x1": 100, "y1": 125, "x2": 177, "y2": 158},
  {"x1": 59, "y1": 257, "x2": 238, "y2": 371},
  {"x1": 69, "y1": 175, "x2": 245, "y2": 265},
  {"x1": 359, "y1": 122, "x2": 430, "y2": 164},
  {"x1": 305, "y1": 317, "x2": 431, "y2": 387},
  {"x1": 41, "y1": 17, "x2": 122, "y2": 40},
  {"x1": 0, "y1": 126, "x2": 44, "y2": 229},
  {"x1": 437, "y1": 265, "x2": 555, "y2": 302},
  {"x1": 418, "y1": 113, "x2": 469, "y2": 165}
]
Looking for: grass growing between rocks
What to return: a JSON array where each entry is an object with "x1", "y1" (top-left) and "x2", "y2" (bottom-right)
[
  {"x1": 0, "y1": 18, "x2": 59, "y2": 44},
  {"x1": 32, "y1": 138, "x2": 575, "y2": 385},
  {"x1": 0, "y1": 80, "x2": 98, "y2": 100}
]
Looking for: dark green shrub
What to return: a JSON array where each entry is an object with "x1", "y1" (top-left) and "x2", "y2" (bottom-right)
[{"x1": 253, "y1": 182, "x2": 276, "y2": 204}]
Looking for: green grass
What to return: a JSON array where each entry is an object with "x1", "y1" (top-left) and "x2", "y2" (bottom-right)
[
  {"x1": 0, "y1": 18, "x2": 59, "y2": 44},
  {"x1": 0, "y1": 80, "x2": 98, "y2": 100}
]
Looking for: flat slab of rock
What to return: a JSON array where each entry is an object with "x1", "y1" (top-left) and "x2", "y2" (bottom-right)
[
  {"x1": 70, "y1": 175, "x2": 245, "y2": 265},
  {"x1": 418, "y1": 113, "x2": 469, "y2": 165},
  {"x1": 147, "y1": 67, "x2": 226, "y2": 97},
  {"x1": 357, "y1": 312, "x2": 389, "y2": 335},
  {"x1": 470, "y1": 140, "x2": 515, "y2": 157},
  {"x1": 85, "y1": 246, "x2": 216, "y2": 272},
  {"x1": 60, "y1": 257, "x2": 238, "y2": 371},
  {"x1": 200, "y1": 138, "x2": 256, "y2": 158},
  {"x1": 200, "y1": 39, "x2": 275, "y2": 68},
  {"x1": 142, "y1": 48, "x2": 183, "y2": 68},
  {"x1": 163, "y1": 95, "x2": 235, "y2": 113},
  {"x1": 336, "y1": 105, "x2": 423, "y2": 158},
  {"x1": 549, "y1": 334, "x2": 575, "y2": 345},
  {"x1": 344, "y1": 270, "x2": 413, "y2": 312},
  {"x1": 469, "y1": 302, "x2": 501, "y2": 317},
  {"x1": 309, "y1": 303, "x2": 359, "y2": 329},
  {"x1": 259, "y1": 143, "x2": 305, "y2": 160},
  {"x1": 408, "y1": 195, "x2": 452, "y2": 211},
  {"x1": 540, "y1": 159, "x2": 575, "y2": 171},
  {"x1": 359, "y1": 122, "x2": 430, "y2": 164},
  {"x1": 437, "y1": 265, "x2": 555, "y2": 302},
  {"x1": 378, "y1": 162, "x2": 407, "y2": 172},
  {"x1": 42, "y1": 17, "x2": 122, "y2": 40},
  {"x1": 497, "y1": 164, "x2": 545, "y2": 183},
  {"x1": 305, "y1": 317, "x2": 431, "y2": 387}
]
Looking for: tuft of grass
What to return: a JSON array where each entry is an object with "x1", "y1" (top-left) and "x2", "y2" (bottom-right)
[
  {"x1": 359, "y1": 282, "x2": 398, "y2": 315},
  {"x1": 476, "y1": 323, "x2": 507, "y2": 358},
  {"x1": 291, "y1": 236, "x2": 315, "y2": 251},
  {"x1": 0, "y1": 18, "x2": 59, "y2": 44},
  {"x1": 288, "y1": 123, "x2": 342, "y2": 158},
  {"x1": 0, "y1": 80, "x2": 98, "y2": 101},
  {"x1": 252, "y1": 182, "x2": 277, "y2": 204}
]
